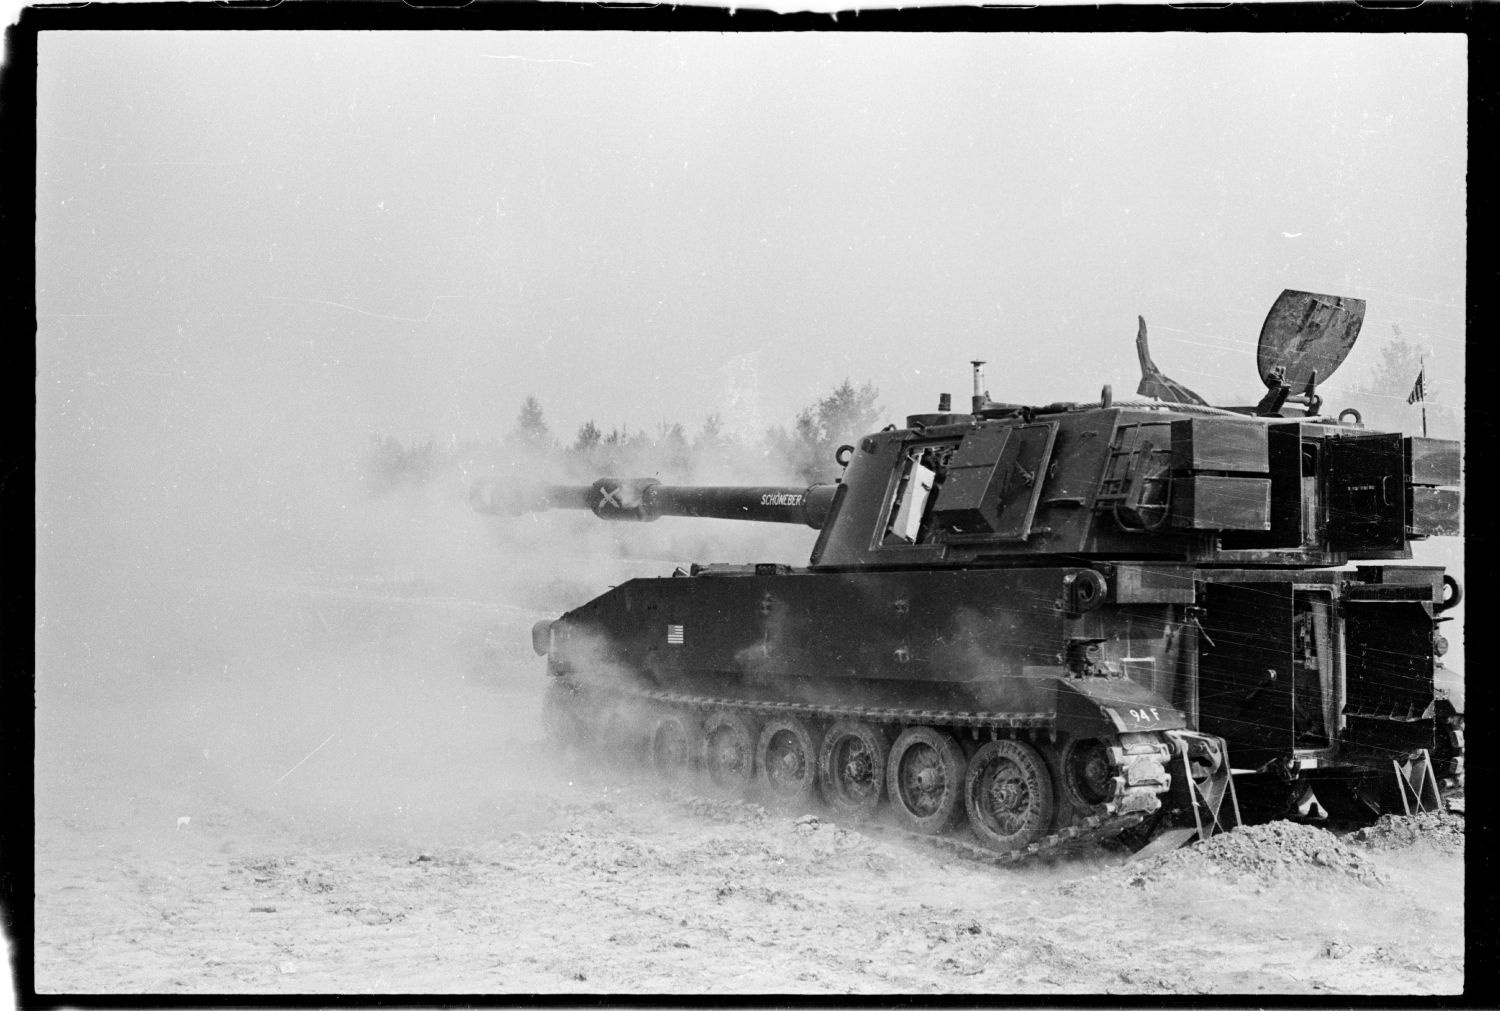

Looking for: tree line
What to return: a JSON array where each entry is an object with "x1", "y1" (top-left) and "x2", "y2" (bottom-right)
[
  {"x1": 362, "y1": 379, "x2": 884, "y2": 494},
  {"x1": 363, "y1": 332, "x2": 1453, "y2": 496}
]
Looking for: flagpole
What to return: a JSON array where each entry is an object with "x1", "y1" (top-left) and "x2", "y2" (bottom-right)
[{"x1": 1420, "y1": 356, "x2": 1428, "y2": 437}]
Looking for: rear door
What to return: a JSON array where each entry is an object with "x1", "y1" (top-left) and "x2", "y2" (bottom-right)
[
  {"x1": 1197, "y1": 582, "x2": 1295, "y2": 768},
  {"x1": 1327, "y1": 433, "x2": 1406, "y2": 552}
]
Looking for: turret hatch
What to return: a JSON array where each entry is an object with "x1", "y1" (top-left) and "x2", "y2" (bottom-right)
[
  {"x1": 1257, "y1": 289, "x2": 1365, "y2": 391},
  {"x1": 931, "y1": 423, "x2": 1059, "y2": 540}
]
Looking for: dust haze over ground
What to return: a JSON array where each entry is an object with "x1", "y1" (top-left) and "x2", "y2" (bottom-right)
[
  {"x1": 30, "y1": 356, "x2": 851, "y2": 993},
  {"x1": 34, "y1": 388, "x2": 815, "y2": 840}
]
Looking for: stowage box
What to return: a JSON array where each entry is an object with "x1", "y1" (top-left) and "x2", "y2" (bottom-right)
[
  {"x1": 1170, "y1": 474, "x2": 1272, "y2": 530},
  {"x1": 1171, "y1": 418, "x2": 1269, "y2": 474}
]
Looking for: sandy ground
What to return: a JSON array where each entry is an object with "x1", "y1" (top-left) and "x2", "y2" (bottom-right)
[{"x1": 33, "y1": 601, "x2": 1465, "y2": 997}]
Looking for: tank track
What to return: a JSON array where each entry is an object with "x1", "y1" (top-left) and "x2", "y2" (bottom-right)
[
  {"x1": 865, "y1": 810, "x2": 1148, "y2": 868},
  {"x1": 554, "y1": 679, "x2": 1176, "y2": 865},
  {"x1": 623, "y1": 685, "x2": 1055, "y2": 732}
]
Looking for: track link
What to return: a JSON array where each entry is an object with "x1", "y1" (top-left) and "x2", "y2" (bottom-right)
[
  {"x1": 865, "y1": 811, "x2": 1147, "y2": 868},
  {"x1": 567, "y1": 681, "x2": 1056, "y2": 733},
  {"x1": 556, "y1": 679, "x2": 1175, "y2": 867}
]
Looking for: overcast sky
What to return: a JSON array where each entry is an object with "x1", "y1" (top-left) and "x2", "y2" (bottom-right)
[
  {"x1": 34, "y1": 28, "x2": 1467, "y2": 688},
  {"x1": 37, "y1": 32, "x2": 1465, "y2": 449}
]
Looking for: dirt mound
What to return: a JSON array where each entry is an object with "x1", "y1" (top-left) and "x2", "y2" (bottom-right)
[
  {"x1": 1347, "y1": 811, "x2": 1464, "y2": 854},
  {"x1": 674, "y1": 794, "x2": 771, "y2": 826},
  {"x1": 1119, "y1": 821, "x2": 1387, "y2": 889}
]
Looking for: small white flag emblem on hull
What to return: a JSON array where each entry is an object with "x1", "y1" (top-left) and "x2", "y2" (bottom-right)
[{"x1": 666, "y1": 625, "x2": 685, "y2": 644}]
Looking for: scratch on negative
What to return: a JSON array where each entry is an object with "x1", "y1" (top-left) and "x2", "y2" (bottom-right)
[
  {"x1": 483, "y1": 54, "x2": 594, "y2": 67},
  {"x1": 264, "y1": 295, "x2": 462, "y2": 323},
  {"x1": 105, "y1": 159, "x2": 247, "y2": 168},
  {"x1": 274, "y1": 733, "x2": 336, "y2": 786}
]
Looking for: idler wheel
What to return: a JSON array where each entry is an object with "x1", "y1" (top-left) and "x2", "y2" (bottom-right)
[
  {"x1": 648, "y1": 712, "x2": 699, "y2": 784},
  {"x1": 886, "y1": 727, "x2": 967, "y2": 834},
  {"x1": 817, "y1": 720, "x2": 890, "y2": 818},
  {"x1": 756, "y1": 718, "x2": 821, "y2": 808},
  {"x1": 700, "y1": 710, "x2": 757, "y2": 793},
  {"x1": 964, "y1": 739, "x2": 1056, "y2": 852}
]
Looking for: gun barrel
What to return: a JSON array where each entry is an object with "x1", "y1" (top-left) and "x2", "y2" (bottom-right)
[{"x1": 470, "y1": 477, "x2": 838, "y2": 529}]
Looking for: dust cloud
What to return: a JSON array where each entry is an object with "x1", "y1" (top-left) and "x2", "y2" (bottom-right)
[{"x1": 34, "y1": 359, "x2": 821, "y2": 851}]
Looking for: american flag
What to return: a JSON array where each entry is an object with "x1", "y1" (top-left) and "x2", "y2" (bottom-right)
[{"x1": 1407, "y1": 368, "x2": 1426, "y2": 405}]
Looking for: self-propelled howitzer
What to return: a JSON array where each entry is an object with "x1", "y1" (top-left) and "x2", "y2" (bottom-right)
[{"x1": 477, "y1": 290, "x2": 1462, "y2": 857}]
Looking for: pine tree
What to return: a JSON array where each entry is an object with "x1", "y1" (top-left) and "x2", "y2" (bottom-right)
[
  {"x1": 1345, "y1": 328, "x2": 1454, "y2": 436},
  {"x1": 573, "y1": 419, "x2": 603, "y2": 454},
  {"x1": 769, "y1": 379, "x2": 883, "y2": 483},
  {"x1": 515, "y1": 395, "x2": 550, "y2": 441},
  {"x1": 508, "y1": 395, "x2": 558, "y2": 457}
]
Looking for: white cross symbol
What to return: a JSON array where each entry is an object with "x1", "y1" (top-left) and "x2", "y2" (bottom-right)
[{"x1": 599, "y1": 485, "x2": 624, "y2": 509}]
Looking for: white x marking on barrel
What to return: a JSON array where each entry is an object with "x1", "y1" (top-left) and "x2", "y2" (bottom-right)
[{"x1": 599, "y1": 485, "x2": 623, "y2": 509}]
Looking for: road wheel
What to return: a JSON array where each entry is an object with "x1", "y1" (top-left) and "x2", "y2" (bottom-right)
[
  {"x1": 647, "y1": 711, "x2": 698, "y2": 784},
  {"x1": 757, "y1": 718, "x2": 821, "y2": 807},
  {"x1": 817, "y1": 720, "x2": 889, "y2": 818},
  {"x1": 886, "y1": 727, "x2": 967, "y2": 834},
  {"x1": 965, "y1": 739, "x2": 1056, "y2": 852},
  {"x1": 1060, "y1": 737, "x2": 1114, "y2": 811},
  {"x1": 701, "y1": 710, "x2": 757, "y2": 793}
]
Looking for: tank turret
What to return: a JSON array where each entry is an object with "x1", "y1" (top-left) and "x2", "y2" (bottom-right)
[{"x1": 477, "y1": 289, "x2": 1462, "y2": 859}]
